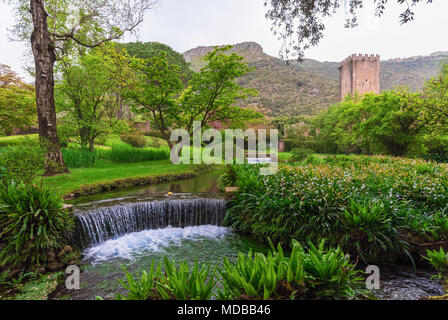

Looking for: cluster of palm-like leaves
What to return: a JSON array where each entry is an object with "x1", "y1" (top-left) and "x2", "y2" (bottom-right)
[
  {"x1": 218, "y1": 240, "x2": 364, "y2": 300},
  {"x1": 425, "y1": 248, "x2": 448, "y2": 278},
  {"x1": 116, "y1": 240, "x2": 365, "y2": 301},
  {"x1": 0, "y1": 181, "x2": 74, "y2": 267},
  {"x1": 224, "y1": 156, "x2": 448, "y2": 264},
  {"x1": 116, "y1": 258, "x2": 216, "y2": 300}
]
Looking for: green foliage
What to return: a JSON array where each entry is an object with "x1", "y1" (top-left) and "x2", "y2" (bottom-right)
[
  {"x1": 120, "y1": 132, "x2": 147, "y2": 148},
  {"x1": 224, "y1": 156, "x2": 448, "y2": 263},
  {"x1": 56, "y1": 43, "x2": 134, "y2": 151},
  {"x1": 340, "y1": 199, "x2": 410, "y2": 263},
  {"x1": 117, "y1": 42, "x2": 193, "y2": 80},
  {"x1": 218, "y1": 240, "x2": 363, "y2": 300},
  {"x1": 290, "y1": 147, "x2": 314, "y2": 162},
  {"x1": 117, "y1": 242, "x2": 363, "y2": 301},
  {"x1": 417, "y1": 62, "x2": 448, "y2": 132},
  {"x1": 12, "y1": 272, "x2": 62, "y2": 300},
  {"x1": 161, "y1": 258, "x2": 216, "y2": 300},
  {"x1": 0, "y1": 64, "x2": 36, "y2": 135},
  {"x1": 0, "y1": 181, "x2": 74, "y2": 267},
  {"x1": 62, "y1": 148, "x2": 97, "y2": 168},
  {"x1": 186, "y1": 43, "x2": 339, "y2": 117},
  {"x1": 98, "y1": 144, "x2": 169, "y2": 163},
  {"x1": 424, "y1": 248, "x2": 448, "y2": 276},
  {"x1": 0, "y1": 139, "x2": 44, "y2": 183},
  {"x1": 117, "y1": 258, "x2": 216, "y2": 300},
  {"x1": 313, "y1": 91, "x2": 423, "y2": 157},
  {"x1": 126, "y1": 46, "x2": 263, "y2": 147}
]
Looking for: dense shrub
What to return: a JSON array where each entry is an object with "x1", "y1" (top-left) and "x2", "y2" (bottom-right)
[
  {"x1": 62, "y1": 148, "x2": 97, "y2": 168},
  {"x1": 0, "y1": 139, "x2": 44, "y2": 183},
  {"x1": 98, "y1": 144, "x2": 169, "y2": 163},
  {"x1": 0, "y1": 182, "x2": 74, "y2": 267},
  {"x1": 290, "y1": 147, "x2": 314, "y2": 162},
  {"x1": 224, "y1": 156, "x2": 448, "y2": 263},
  {"x1": 117, "y1": 241, "x2": 365, "y2": 301},
  {"x1": 116, "y1": 258, "x2": 216, "y2": 300},
  {"x1": 218, "y1": 240, "x2": 364, "y2": 300},
  {"x1": 120, "y1": 133, "x2": 147, "y2": 148},
  {"x1": 425, "y1": 248, "x2": 448, "y2": 277}
]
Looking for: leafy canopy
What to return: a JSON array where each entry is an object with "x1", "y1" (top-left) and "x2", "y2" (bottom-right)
[{"x1": 265, "y1": 0, "x2": 434, "y2": 59}]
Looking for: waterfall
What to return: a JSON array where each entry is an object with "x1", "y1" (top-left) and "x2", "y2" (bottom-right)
[{"x1": 75, "y1": 198, "x2": 227, "y2": 248}]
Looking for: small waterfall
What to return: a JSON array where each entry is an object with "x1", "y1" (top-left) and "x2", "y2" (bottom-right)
[{"x1": 75, "y1": 198, "x2": 227, "y2": 247}]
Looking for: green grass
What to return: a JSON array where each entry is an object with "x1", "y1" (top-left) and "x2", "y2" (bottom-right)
[
  {"x1": 0, "y1": 134, "x2": 38, "y2": 146},
  {"x1": 45, "y1": 160, "x2": 196, "y2": 195}
]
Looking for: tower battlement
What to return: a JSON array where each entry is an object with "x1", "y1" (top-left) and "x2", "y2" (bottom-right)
[
  {"x1": 341, "y1": 54, "x2": 380, "y2": 65},
  {"x1": 339, "y1": 53, "x2": 380, "y2": 101}
]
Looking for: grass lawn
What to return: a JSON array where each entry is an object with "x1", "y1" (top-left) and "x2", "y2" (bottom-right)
[
  {"x1": 45, "y1": 159, "x2": 196, "y2": 195},
  {"x1": 0, "y1": 134, "x2": 38, "y2": 146}
]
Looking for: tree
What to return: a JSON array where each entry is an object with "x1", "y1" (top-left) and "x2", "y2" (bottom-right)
[
  {"x1": 265, "y1": 0, "x2": 434, "y2": 59},
  {"x1": 418, "y1": 62, "x2": 448, "y2": 132},
  {"x1": 354, "y1": 91, "x2": 423, "y2": 156},
  {"x1": 116, "y1": 42, "x2": 193, "y2": 81},
  {"x1": 125, "y1": 46, "x2": 263, "y2": 149},
  {"x1": 56, "y1": 44, "x2": 133, "y2": 151},
  {"x1": 125, "y1": 51, "x2": 185, "y2": 149},
  {"x1": 314, "y1": 91, "x2": 423, "y2": 156},
  {"x1": 179, "y1": 46, "x2": 261, "y2": 135},
  {"x1": 0, "y1": 64, "x2": 36, "y2": 135},
  {"x1": 9, "y1": 0, "x2": 155, "y2": 175}
]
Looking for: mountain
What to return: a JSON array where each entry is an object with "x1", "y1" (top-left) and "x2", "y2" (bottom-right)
[
  {"x1": 183, "y1": 42, "x2": 339, "y2": 116},
  {"x1": 183, "y1": 42, "x2": 448, "y2": 117},
  {"x1": 296, "y1": 52, "x2": 448, "y2": 92}
]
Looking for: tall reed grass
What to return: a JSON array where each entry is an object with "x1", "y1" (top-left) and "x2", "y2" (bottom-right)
[
  {"x1": 62, "y1": 148, "x2": 97, "y2": 168},
  {"x1": 98, "y1": 144, "x2": 170, "y2": 163}
]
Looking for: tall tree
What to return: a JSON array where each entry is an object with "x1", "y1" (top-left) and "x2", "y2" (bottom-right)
[
  {"x1": 418, "y1": 62, "x2": 448, "y2": 132},
  {"x1": 265, "y1": 0, "x2": 434, "y2": 59},
  {"x1": 116, "y1": 42, "x2": 193, "y2": 81},
  {"x1": 9, "y1": 0, "x2": 155, "y2": 175},
  {"x1": 57, "y1": 44, "x2": 133, "y2": 151},
  {"x1": 125, "y1": 52, "x2": 185, "y2": 149},
  {"x1": 125, "y1": 46, "x2": 263, "y2": 149},
  {"x1": 179, "y1": 46, "x2": 261, "y2": 135}
]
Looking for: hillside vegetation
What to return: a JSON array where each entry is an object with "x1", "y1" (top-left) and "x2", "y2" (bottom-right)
[{"x1": 184, "y1": 42, "x2": 448, "y2": 116}]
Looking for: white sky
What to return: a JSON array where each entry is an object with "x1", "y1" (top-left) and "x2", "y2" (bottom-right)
[{"x1": 1, "y1": 0, "x2": 447, "y2": 81}]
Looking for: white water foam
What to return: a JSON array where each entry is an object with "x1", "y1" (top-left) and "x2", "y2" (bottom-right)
[{"x1": 84, "y1": 225, "x2": 231, "y2": 262}]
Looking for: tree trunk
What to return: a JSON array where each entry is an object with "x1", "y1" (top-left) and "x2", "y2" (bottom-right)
[{"x1": 30, "y1": 0, "x2": 68, "y2": 175}]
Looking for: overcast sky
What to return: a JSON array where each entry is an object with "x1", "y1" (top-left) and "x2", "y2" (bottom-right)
[{"x1": 1, "y1": 0, "x2": 448, "y2": 81}]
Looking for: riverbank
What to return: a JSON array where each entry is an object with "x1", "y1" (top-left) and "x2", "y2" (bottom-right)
[{"x1": 44, "y1": 160, "x2": 216, "y2": 198}]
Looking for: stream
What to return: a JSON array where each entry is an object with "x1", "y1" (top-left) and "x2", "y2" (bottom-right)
[{"x1": 54, "y1": 171, "x2": 445, "y2": 300}]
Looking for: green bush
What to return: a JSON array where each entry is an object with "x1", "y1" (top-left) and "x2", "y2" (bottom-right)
[
  {"x1": 224, "y1": 156, "x2": 448, "y2": 263},
  {"x1": 424, "y1": 248, "x2": 448, "y2": 276},
  {"x1": 117, "y1": 257, "x2": 216, "y2": 300},
  {"x1": 120, "y1": 133, "x2": 147, "y2": 148},
  {"x1": 290, "y1": 148, "x2": 314, "y2": 162},
  {"x1": 218, "y1": 240, "x2": 364, "y2": 300},
  {"x1": 116, "y1": 241, "x2": 364, "y2": 301},
  {"x1": 0, "y1": 181, "x2": 74, "y2": 267},
  {"x1": 0, "y1": 139, "x2": 44, "y2": 183},
  {"x1": 62, "y1": 148, "x2": 97, "y2": 168},
  {"x1": 98, "y1": 144, "x2": 169, "y2": 163},
  {"x1": 340, "y1": 198, "x2": 410, "y2": 263}
]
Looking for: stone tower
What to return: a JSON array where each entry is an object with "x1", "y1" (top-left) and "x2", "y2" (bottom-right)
[{"x1": 339, "y1": 54, "x2": 380, "y2": 101}]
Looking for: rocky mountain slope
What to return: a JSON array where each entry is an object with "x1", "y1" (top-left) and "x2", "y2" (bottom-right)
[{"x1": 183, "y1": 42, "x2": 447, "y2": 116}]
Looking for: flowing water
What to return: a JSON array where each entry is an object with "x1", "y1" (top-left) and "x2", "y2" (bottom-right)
[
  {"x1": 76, "y1": 198, "x2": 227, "y2": 247},
  {"x1": 54, "y1": 172, "x2": 445, "y2": 300}
]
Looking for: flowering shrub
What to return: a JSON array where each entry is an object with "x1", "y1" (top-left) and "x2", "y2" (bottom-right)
[{"x1": 224, "y1": 155, "x2": 448, "y2": 263}]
